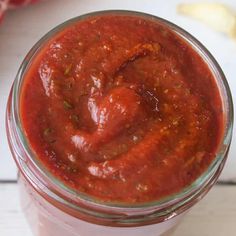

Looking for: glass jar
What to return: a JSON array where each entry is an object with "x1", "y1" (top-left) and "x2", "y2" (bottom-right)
[{"x1": 6, "y1": 10, "x2": 233, "y2": 236}]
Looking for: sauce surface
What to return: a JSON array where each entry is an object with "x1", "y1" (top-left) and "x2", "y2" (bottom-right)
[{"x1": 20, "y1": 14, "x2": 223, "y2": 203}]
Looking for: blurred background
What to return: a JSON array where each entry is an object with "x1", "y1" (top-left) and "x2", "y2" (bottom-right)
[{"x1": 0, "y1": 0, "x2": 236, "y2": 235}]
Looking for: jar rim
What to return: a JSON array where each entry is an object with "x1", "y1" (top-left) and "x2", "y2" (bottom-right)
[{"x1": 10, "y1": 9, "x2": 233, "y2": 219}]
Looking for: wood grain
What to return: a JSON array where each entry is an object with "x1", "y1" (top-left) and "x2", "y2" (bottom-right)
[{"x1": 0, "y1": 184, "x2": 235, "y2": 236}]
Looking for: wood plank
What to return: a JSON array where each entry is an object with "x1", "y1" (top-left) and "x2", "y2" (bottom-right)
[
  {"x1": 0, "y1": 184, "x2": 31, "y2": 236},
  {"x1": 174, "y1": 185, "x2": 236, "y2": 236},
  {"x1": 0, "y1": 184, "x2": 235, "y2": 236}
]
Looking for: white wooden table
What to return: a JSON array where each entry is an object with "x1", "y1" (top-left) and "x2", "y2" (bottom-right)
[
  {"x1": 0, "y1": 0, "x2": 235, "y2": 235},
  {"x1": 1, "y1": 183, "x2": 235, "y2": 236}
]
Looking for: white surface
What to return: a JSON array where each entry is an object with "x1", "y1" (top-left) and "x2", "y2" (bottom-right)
[
  {"x1": 0, "y1": 0, "x2": 235, "y2": 180},
  {"x1": 0, "y1": 183, "x2": 235, "y2": 236}
]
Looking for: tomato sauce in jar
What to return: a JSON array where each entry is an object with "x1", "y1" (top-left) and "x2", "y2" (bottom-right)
[{"x1": 20, "y1": 14, "x2": 223, "y2": 203}]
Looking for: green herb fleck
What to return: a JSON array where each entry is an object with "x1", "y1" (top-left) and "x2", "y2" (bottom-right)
[
  {"x1": 43, "y1": 128, "x2": 52, "y2": 136},
  {"x1": 70, "y1": 114, "x2": 79, "y2": 122},
  {"x1": 43, "y1": 128, "x2": 56, "y2": 143},
  {"x1": 174, "y1": 83, "x2": 182, "y2": 89},
  {"x1": 49, "y1": 139, "x2": 56, "y2": 144},
  {"x1": 63, "y1": 100, "x2": 73, "y2": 110},
  {"x1": 64, "y1": 64, "x2": 72, "y2": 76}
]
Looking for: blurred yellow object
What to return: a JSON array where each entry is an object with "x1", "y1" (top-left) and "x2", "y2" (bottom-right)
[{"x1": 177, "y1": 2, "x2": 236, "y2": 40}]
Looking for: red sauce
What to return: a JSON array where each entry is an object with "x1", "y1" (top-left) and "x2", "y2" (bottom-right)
[{"x1": 20, "y1": 14, "x2": 223, "y2": 203}]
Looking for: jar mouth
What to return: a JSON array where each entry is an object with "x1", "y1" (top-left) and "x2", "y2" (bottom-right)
[{"x1": 11, "y1": 10, "x2": 233, "y2": 211}]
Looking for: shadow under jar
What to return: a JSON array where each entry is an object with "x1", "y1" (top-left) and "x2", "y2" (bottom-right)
[{"x1": 6, "y1": 10, "x2": 233, "y2": 236}]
